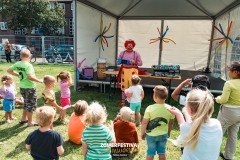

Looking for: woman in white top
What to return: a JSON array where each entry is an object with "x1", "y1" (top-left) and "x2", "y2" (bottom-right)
[{"x1": 168, "y1": 88, "x2": 223, "y2": 160}]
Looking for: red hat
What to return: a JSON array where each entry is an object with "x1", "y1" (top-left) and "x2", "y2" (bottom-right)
[{"x1": 124, "y1": 39, "x2": 136, "y2": 48}]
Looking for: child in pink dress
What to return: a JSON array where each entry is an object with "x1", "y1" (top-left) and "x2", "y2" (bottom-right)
[{"x1": 57, "y1": 71, "x2": 73, "y2": 122}]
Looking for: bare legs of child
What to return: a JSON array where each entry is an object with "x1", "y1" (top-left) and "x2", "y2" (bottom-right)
[
  {"x1": 58, "y1": 109, "x2": 69, "y2": 122},
  {"x1": 146, "y1": 154, "x2": 166, "y2": 160},
  {"x1": 135, "y1": 111, "x2": 141, "y2": 126},
  {"x1": 5, "y1": 111, "x2": 13, "y2": 123}
]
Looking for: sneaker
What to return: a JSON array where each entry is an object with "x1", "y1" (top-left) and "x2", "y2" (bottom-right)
[
  {"x1": 19, "y1": 120, "x2": 28, "y2": 124},
  {"x1": 6, "y1": 119, "x2": 12, "y2": 123},
  {"x1": 219, "y1": 152, "x2": 231, "y2": 160},
  {"x1": 27, "y1": 122, "x2": 38, "y2": 127},
  {"x1": 135, "y1": 122, "x2": 141, "y2": 127}
]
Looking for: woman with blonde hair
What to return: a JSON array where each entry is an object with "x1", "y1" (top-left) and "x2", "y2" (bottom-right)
[{"x1": 167, "y1": 89, "x2": 222, "y2": 160}]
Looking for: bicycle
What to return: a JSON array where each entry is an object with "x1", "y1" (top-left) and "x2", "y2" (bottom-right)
[{"x1": 30, "y1": 52, "x2": 36, "y2": 63}]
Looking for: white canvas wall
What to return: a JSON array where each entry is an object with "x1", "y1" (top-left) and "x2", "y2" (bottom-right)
[
  {"x1": 118, "y1": 20, "x2": 212, "y2": 70},
  {"x1": 210, "y1": 5, "x2": 240, "y2": 80},
  {"x1": 76, "y1": 2, "x2": 117, "y2": 69}
]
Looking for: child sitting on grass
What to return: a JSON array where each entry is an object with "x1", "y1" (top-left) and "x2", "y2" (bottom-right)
[
  {"x1": 82, "y1": 102, "x2": 115, "y2": 160},
  {"x1": 113, "y1": 106, "x2": 139, "y2": 153},
  {"x1": 68, "y1": 100, "x2": 88, "y2": 145},
  {"x1": 25, "y1": 106, "x2": 64, "y2": 160}
]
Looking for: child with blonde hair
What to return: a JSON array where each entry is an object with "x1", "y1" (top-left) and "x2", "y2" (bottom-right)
[
  {"x1": 25, "y1": 106, "x2": 64, "y2": 160},
  {"x1": 141, "y1": 85, "x2": 174, "y2": 160},
  {"x1": 113, "y1": 106, "x2": 139, "y2": 152},
  {"x1": 167, "y1": 89, "x2": 222, "y2": 160},
  {"x1": 7, "y1": 49, "x2": 42, "y2": 127},
  {"x1": 125, "y1": 74, "x2": 144, "y2": 126},
  {"x1": 82, "y1": 102, "x2": 115, "y2": 160},
  {"x1": 215, "y1": 61, "x2": 240, "y2": 160},
  {"x1": 68, "y1": 100, "x2": 88, "y2": 145},
  {"x1": 42, "y1": 75, "x2": 62, "y2": 111},
  {"x1": 57, "y1": 71, "x2": 73, "y2": 122},
  {"x1": 0, "y1": 75, "x2": 16, "y2": 123}
]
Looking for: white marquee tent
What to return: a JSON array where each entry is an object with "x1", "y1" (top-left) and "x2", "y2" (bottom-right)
[{"x1": 74, "y1": 0, "x2": 240, "y2": 88}]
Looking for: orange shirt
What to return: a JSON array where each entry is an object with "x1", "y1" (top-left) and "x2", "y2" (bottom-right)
[
  {"x1": 68, "y1": 113, "x2": 86, "y2": 144},
  {"x1": 114, "y1": 120, "x2": 139, "y2": 144}
]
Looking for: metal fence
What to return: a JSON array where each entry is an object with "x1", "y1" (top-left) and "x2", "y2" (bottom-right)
[{"x1": 0, "y1": 35, "x2": 74, "y2": 63}]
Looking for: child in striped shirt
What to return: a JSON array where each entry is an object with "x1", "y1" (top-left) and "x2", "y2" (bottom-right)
[{"x1": 82, "y1": 102, "x2": 115, "y2": 160}]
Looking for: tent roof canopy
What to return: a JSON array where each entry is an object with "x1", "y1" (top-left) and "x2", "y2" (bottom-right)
[{"x1": 78, "y1": 0, "x2": 240, "y2": 20}]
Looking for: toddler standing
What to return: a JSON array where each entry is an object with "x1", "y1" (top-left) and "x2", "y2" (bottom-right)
[
  {"x1": 57, "y1": 71, "x2": 73, "y2": 122},
  {"x1": 125, "y1": 74, "x2": 144, "y2": 126},
  {"x1": 0, "y1": 75, "x2": 16, "y2": 123}
]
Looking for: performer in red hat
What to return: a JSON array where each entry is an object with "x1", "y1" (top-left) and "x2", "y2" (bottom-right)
[{"x1": 116, "y1": 39, "x2": 143, "y2": 107}]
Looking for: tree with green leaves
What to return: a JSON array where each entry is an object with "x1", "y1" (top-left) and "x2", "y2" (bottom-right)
[{"x1": 0, "y1": 0, "x2": 66, "y2": 35}]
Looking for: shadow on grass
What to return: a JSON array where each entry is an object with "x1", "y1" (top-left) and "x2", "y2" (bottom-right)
[
  {"x1": 0, "y1": 123, "x2": 27, "y2": 141},
  {"x1": 5, "y1": 140, "x2": 29, "y2": 158},
  {"x1": 61, "y1": 139, "x2": 82, "y2": 157}
]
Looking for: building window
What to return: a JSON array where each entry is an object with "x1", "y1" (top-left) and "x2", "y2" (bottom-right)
[
  {"x1": 56, "y1": 27, "x2": 64, "y2": 35},
  {"x1": 0, "y1": 22, "x2": 8, "y2": 30},
  {"x1": 69, "y1": 18, "x2": 74, "y2": 35},
  {"x1": 14, "y1": 29, "x2": 25, "y2": 35},
  {"x1": 59, "y1": 3, "x2": 65, "y2": 10}
]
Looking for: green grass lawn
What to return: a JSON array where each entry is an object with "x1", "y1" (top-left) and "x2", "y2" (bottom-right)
[{"x1": 0, "y1": 62, "x2": 239, "y2": 160}]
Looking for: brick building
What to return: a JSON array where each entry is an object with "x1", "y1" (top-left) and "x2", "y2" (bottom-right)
[{"x1": 0, "y1": 0, "x2": 73, "y2": 51}]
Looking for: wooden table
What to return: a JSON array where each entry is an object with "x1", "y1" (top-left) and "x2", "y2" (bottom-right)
[{"x1": 103, "y1": 71, "x2": 181, "y2": 102}]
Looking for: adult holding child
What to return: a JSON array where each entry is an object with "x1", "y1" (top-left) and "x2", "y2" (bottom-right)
[
  {"x1": 215, "y1": 61, "x2": 240, "y2": 160},
  {"x1": 116, "y1": 39, "x2": 143, "y2": 107},
  {"x1": 7, "y1": 49, "x2": 42, "y2": 127}
]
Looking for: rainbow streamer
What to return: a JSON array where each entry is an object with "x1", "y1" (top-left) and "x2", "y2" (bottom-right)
[
  {"x1": 149, "y1": 26, "x2": 176, "y2": 47},
  {"x1": 95, "y1": 20, "x2": 114, "y2": 51},
  {"x1": 209, "y1": 21, "x2": 233, "y2": 50}
]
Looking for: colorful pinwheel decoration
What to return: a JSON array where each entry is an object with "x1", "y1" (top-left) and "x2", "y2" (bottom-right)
[
  {"x1": 149, "y1": 26, "x2": 176, "y2": 47},
  {"x1": 209, "y1": 21, "x2": 233, "y2": 50},
  {"x1": 95, "y1": 20, "x2": 114, "y2": 51}
]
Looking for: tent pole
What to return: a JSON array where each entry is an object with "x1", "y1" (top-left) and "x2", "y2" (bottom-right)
[
  {"x1": 205, "y1": 19, "x2": 215, "y2": 73},
  {"x1": 115, "y1": 18, "x2": 119, "y2": 66},
  {"x1": 159, "y1": 20, "x2": 164, "y2": 65},
  {"x1": 73, "y1": 0, "x2": 77, "y2": 91}
]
